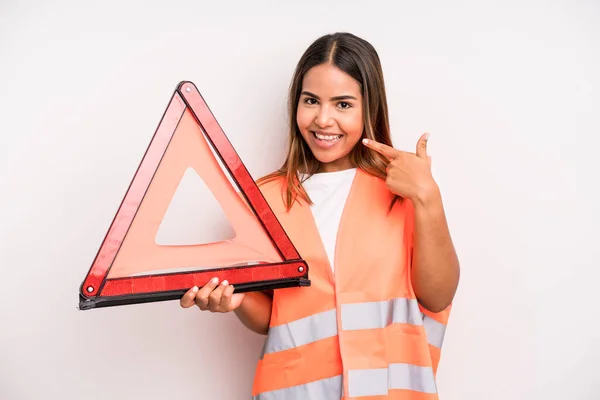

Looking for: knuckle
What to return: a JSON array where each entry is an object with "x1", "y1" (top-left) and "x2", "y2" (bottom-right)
[{"x1": 195, "y1": 296, "x2": 207, "y2": 306}]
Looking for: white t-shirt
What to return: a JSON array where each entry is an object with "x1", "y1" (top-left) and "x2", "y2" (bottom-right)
[{"x1": 301, "y1": 168, "x2": 357, "y2": 272}]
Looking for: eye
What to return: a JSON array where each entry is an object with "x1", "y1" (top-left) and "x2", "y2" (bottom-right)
[
  {"x1": 303, "y1": 97, "x2": 318, "y2": 105},
  {"x1": 337, "y1": 101, "x2": 352, "y2": 110}
]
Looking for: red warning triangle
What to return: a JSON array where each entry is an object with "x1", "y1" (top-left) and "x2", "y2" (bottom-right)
[{"x1": 78, "y1": 81, "x2": 309, "y2": 310}]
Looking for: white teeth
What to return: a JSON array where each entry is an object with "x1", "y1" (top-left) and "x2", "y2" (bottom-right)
[{"x1": 314, "y1": 132, "x2": 342, "y2": 141}]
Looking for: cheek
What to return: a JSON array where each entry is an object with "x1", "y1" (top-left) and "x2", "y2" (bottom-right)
[
  {"x1": 296, "y1": 107, "x2": 313, "y2": 131},
  {"x1": 340, "y1": 113, "x2": 364, "y2": 138}
]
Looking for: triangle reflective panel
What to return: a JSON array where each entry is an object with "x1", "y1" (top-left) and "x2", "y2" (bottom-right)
[{"x1": 78, "y1": 81, "x2": 309, "y2": 310}]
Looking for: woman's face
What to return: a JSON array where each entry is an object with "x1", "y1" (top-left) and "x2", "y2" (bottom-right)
[{"x1": 296, "y1": 63, "x2": 364, "y2": 173}]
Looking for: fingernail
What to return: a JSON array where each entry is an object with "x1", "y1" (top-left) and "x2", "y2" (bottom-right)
[
  {"x1": 362, "y1": 138, "x2": 369, "y2": 145},
  {"x1": 221, "y1": 280, "x2": 229, "y2": 286},
  {"x1": 424, "y1": 133, "x2": 430, "y2": 140},
  {"x1": 211, "y1": 277, "x2": 218, "y2": 284},
  {"x1": 192, "y1": 286, "x2": 199, "y2": 292}
]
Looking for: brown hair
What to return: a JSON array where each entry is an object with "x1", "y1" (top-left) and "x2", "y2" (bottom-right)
[{"x1": 257, "y1": 32, "x2": 396, "y2": 209}]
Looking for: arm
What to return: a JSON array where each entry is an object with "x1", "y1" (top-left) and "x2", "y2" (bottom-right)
[
  {"x1": 233, "y1": 291, "x2": 273, "y2": 335},
  {"x1": 362, "y1": 135, "x2": 460, "y2": 313},
  {"x1": 411, "y1": 185, "x2": 460, "y2": 313}
]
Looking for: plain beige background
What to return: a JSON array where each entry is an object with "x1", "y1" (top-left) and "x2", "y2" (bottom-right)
[{"x1": 1, "y1": 0, "x2": 599, "y2": 399}]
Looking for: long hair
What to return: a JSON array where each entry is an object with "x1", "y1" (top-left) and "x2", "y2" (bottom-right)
[{"x1": 257, "y1": 32, "x2": 396, "y2": 210}]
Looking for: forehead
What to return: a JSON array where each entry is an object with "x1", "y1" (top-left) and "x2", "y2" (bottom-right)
[{"x1": 302, "y1": 63, "x2": 361, "y2": 96}]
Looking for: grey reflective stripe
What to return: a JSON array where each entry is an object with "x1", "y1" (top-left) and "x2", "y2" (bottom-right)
[
  {"x1": 423, "y1": 315, "x2": 446, "y2": 348},
  {"x1": 389, "y1": 363, "x2": 437, "y2": 393},
  {"x1": 253, "y1": 375, "x2": 342, "y2": 400},
  {"x1": 347, "y1": 364, "x2": 437, "y2": 398},
  {"x1": 341, "y1": 298, "x2": 447, "y2": 349},
  {"x1": 262, "y1": 308, "x2": 337, "y2": 356},
  {"x1": 348, "y1": 368, "x2": 388, "y2": 397},
  {"x1": 341, "y1": 298, "x2": 422, "y2": 331}
]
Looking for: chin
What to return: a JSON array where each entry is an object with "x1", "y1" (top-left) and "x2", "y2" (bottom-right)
[{"x1": 312, "y1": 149, "x2": 353, "y2": 166}]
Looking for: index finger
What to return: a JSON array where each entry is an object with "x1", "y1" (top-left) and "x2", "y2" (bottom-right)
[{"x1": 362, "y1": 139, "x2": 400, "y2": 159}]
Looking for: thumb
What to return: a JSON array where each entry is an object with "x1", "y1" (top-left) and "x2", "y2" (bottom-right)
[
  {"x1": 230, "y1": 293, "x2": 246, "y2": 309},
  {"x1": 416, "y1": 132, "x2": 429, "y2": 159}
]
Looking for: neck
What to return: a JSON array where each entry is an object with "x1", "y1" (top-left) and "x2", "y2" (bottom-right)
[{"x1": 317, "y1": 160, "x2": 355, "y2": 173}]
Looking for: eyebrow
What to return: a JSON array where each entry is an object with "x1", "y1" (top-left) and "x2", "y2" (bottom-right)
[{"x1": 301, "y1": 91, "x2": 358, "y2": 101}]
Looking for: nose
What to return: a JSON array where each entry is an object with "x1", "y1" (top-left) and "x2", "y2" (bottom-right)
[{"x1": 314, "y1": 105, "x2": 334, "y2": 128}]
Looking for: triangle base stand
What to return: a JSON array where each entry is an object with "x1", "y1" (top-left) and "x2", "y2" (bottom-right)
[{"x1": 79, "y1": 275, "x2": 310, "y2": 310}]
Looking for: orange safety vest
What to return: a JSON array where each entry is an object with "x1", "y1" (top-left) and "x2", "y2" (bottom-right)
[{"x1": 252, "y1": 168, "x2": 451, "y2": 399}]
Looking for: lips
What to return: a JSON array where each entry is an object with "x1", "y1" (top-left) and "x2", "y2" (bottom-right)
[
  {"x1": 309, "y1": 130, "x2": 344, "y2": 150},
  {"x1": 312, "y1": 131, "x2": 343, "y2": 142}
]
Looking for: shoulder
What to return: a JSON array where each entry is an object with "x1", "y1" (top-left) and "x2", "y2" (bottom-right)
[
  {"x1": 254, "y1": 171, "x2": 288, "y2": 205},
  {"x1": 256, "y1": 171, "x2": 286, "y2": 191}
]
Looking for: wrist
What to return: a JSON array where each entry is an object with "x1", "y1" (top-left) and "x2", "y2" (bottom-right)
[{"x1": 412, "y1": 182, "x2": 441, "y2": 208}]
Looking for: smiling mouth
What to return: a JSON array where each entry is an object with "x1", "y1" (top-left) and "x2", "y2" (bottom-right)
[{"x1": 312, "y1": 131, "x2": 343, "y2": 142}]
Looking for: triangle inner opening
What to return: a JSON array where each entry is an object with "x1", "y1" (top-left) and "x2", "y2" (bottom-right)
[{"x1": 155, "y1": 167, "x2": 236, "y2": 246}]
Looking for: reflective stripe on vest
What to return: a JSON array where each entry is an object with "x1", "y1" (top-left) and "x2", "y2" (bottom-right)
[
  {"x1": 341, "y1": 298, "x2": 446, "y2": 349},
  {"x1": 261, "y1": 308, "x2": 338, "y2": 357},
  {"x1": 252, "y1": 365, "x2": 436, "y2": 399},
  {"x1": 262, "y1": 298, "x2": 445, "y2": 360},
  {"x1": 348, "y1": 363, "x2": 436, "y2": 397}
]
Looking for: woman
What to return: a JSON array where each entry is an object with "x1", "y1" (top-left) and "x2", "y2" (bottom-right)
[{"x1": 181, "y1": 32, "x2": 460, "y2": 399}]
